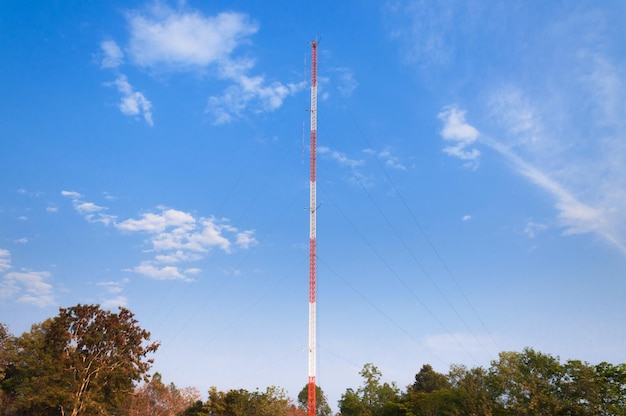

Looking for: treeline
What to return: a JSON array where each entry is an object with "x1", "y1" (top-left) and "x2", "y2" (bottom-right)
[
  {"x1": 337, "y1": 358, "x2": 626, "y2": 416},
  {"x1": 1, "y1": 304, "x2": 625, "y2": 415}
]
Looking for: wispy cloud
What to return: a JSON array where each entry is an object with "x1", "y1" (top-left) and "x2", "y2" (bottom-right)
[
  {"x1": 0, "y1": 249, "x2": 11, "y2": 273},
  {"x1": 62, "y1": 191, "x2": 257, "y2": 280},
  {"x1": 363, "y1": 148, "x2": 407, "y2": 171},
  {"x1": 333, "y1": 67, "x2": 358, "y2": 97},
  {"x1": 0, "y1": 270, "x2": 55, "y2": 307},
  {"x1": 96, "y1": 279, "x2": 129, "y2": 309},
  {"x1": 438, "y1": 106, "x2": 480, "y2": 169},
  {"x1": 62, "y1": 190, "x2": 117, "y2": 225},
  {"x1": 319, "y1": 146, "x2": 364, "y2": 169},
  {"x1": 100, "y1": 40, "x2": 124, "y2": 68},
  {"x1": 101, "y1": 296, "x2": 128, "y2": 309},
  {"x1": 126, "y1": 261, "x2": 187, "y2": 281},
  {"x1": 524, "y1": 221, "x2": 548, "y2": 238},
  {"x1": 107, "y1": 75, "x2": 154, "y2": 127},
  {"x1": 126, "y1": 7, "x2": 258, "y2": 69},
  {"x1": 96, "y1": 279, "x2": 127, "y2": 294},
  {"x1": 207, "y1": 76, "x2": 305, "y2": 124},
  {"x1": 384, "y1": 1, "x2": 463, "y2": 67},
  {"x1": 98, "y1": 4, "x2": 303, "y2": 124}
]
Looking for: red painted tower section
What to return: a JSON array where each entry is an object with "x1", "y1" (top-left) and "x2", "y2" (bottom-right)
[{"x1": 308, "y1": 40, "x2": 318, "y2": 416}]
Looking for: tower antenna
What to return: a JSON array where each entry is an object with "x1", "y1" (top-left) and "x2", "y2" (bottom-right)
[{"x1": 307, "y1": 39, "x2": 318, "y2": 416}]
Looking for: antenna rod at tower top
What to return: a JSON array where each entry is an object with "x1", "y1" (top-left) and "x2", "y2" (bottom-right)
[{"x1": 308, "y1": 39, "x2": 318, "y2": 416}]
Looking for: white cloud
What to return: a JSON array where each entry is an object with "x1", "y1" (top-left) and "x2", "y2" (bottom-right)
[
  {"x1": 63, "y1": 193, "x2": 255, "y2": 280},
  {"x1": 100, "y1": 40, "x2": 124, "y2": 68},
  {"x1": 206, "y1": 75, "x2": 305, "y2": 124},
  {"x1": 438, "y1": 106, "x2": 480, "y2": 168},
  {"x1": 47, "y1": 206, "x2": 58, "y2": 213},
  {"x1": 101, "y1": 296, "x2": 128, "y2": 309},
  {"x1": 96, "y1": 279, "x2": 128, "y2": 294},
  {"x1": 109, "y1": 74, "x2": 154, "y2": 126},
  {"x1": 236, "y1": 230, "x2": 257, "y2": 249},
  {"x1": 319, "y1": 146, "x2": 364, "y2": 169},
  {"x1": 116, "y1": 208, "x2": 254, "y2": 279},
  {"x1": 61, "y1": 190, "x2": 82, "y2": 199},
  {"x1": 127, "y1": 261, "x2": 187, "y2": 281},
  {"x1": 75, "y1": 201, "x2": 105, "y2": 214},
  {"x1": 114, "y1": 4, "x2": 302, "y2": 123},
  {"x1": 0, "y1": 249, "x2": 11, "y2": 272},
  {"x1": 462, "y1": 215, "x2": 472, "y2": 222},
  {"x1": 116, "y1": 208, "x2": 195, "y2": 233},
  {"x1": 1, "y1": 270, "x2": 55, "y2": 307},
  {"x1": 62, "y1": 191, "x2": 117, "y2": 225},
  {"x1": 15, "y1": 238, "x2": 28, "y2": 244},
  {"x1": 127, "y1": 8, "x2": 258, "y2": 69}
]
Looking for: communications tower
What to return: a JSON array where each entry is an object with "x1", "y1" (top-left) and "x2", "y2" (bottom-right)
[{"x1": 307, "y1": 39, "x2": 318, "y2": 416}]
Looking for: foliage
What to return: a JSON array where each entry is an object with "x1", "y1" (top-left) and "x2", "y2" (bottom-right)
[
  {"x1": 337, "y1": 350, "x2": 626, "y2": 416},
  {"x1": 1, "y1": 305, "x2": 159, "y2": 416},
  {"x1": 409, "y1": 364, "x2": 450, "y2": 394},
  {"x1": 338, "y1": 364, "x2": 401, "y2": 416},
  {"x1": 127, "y1": 372, "x2": 200, "y2": 416},
  {"x1": 204, "y1": 385, "x2": 294, "y2": 416},
  {"x1": 0, "y1": 323, "x2": 13, "y2": 414},
  {"x1": 297, "y1": 383, "x2": 332, "y2": 416},
  {"x1": 4, "y1": 308, "x2": 626, "y2": 416}
]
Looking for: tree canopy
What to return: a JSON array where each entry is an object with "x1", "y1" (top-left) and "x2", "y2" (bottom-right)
[
  {"x1": 1, "y1": 304, "x2": 159, "y2": 416},
  {"x1": 297, "y1": 383, "x2": 332, "y2": 416},
  {"x1": 2, "y1": 308, "x2": 626, "y2": 416}
]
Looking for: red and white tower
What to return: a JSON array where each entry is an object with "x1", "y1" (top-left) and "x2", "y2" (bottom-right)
[{"x1": 308, "y1": 39, "x2": 318, "y2": 416}]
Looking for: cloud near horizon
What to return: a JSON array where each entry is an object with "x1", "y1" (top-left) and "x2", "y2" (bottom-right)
[{"x1": 0, "y1": 266, "x2": 55, "y2": 308}]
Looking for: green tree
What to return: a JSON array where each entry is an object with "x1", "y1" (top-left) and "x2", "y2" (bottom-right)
[
  {"x1": 338, "y1": 364, "x2": 400, "y2": 416},
  {"x1": 206, "y1": 385, "x2": 292, "y2": 416},
  {"x1": 559, "y1": 359, "x2": 601, "y2": 415},
  {"x1": 0, "y1": 323, "x2": 14, "y2": 414},
  {"x1": 297, "y1": 383, "x2": 332, "y2": 416},
  {"x1": 448, "y1": 364, "x2": 494, "y2": 416},
  {"x1": 403, "y1": 364, "x2": 460, "y2": 416},
  {"x1": 339, "y1": 388, "x2": 368, "y2": 416},
  {"x1": 594, "y1": 361, "x2": 626, "y2": 416},
  {"x1": 1, "y1": 304, "x2": 159, "y2": 416},
  {"x1": 409, "y1": 364, "x2": 450, "y2": 393},
  {"x1": 488, "y1": 348, "x2": 564, "y2": 415}
]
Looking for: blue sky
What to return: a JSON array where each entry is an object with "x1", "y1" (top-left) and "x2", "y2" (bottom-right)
[{"x1": 2, "y1": 0, "x2": 626, "y2": 409}]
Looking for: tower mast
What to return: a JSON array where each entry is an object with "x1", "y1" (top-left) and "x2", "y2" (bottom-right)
[{"x1": 308, "y1": 39, "x2": 318, "y2": 416}]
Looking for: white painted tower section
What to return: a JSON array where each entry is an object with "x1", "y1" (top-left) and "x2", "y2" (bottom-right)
[{"x1": 308, "y1": 40, "x2": 318, "y2": 416}]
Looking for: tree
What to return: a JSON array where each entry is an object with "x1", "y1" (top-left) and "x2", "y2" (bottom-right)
[
  {"x1": 409, "y1": 364, "x2": 450, "y2": 393},
  {"x1": 488, "y1": 348, "x2": 564, "y2": 415},
  {"x1": 338, "y1": 388, "x2": 368, "y2": 416},
  {"x1": 1, "y1": 304, "x2": 159, "y2": 416},
  {"x1": 338, "y1": 364, "x2": 400, "y2": 416},
  {"x1": 205, "y1": 385, "x2": 293, "y2": 416},
  {"x1": 297, "y1": 383, "x2": 332, "y2": 416},
  {"x1": 0, "y1": 323, "x2": 14, "y2": 414},
  {"x1": 404, "y1": 364, "x2": 460, "y2": 416},
  {"x1": 448, "y1": 364, "x2": 494, "y2": 416},
  {"x1": 128, "y1": 372, "x2": 200, "y2": 416},
  {"x1": 594, "y1": 361, "x2": 626, "y2": 416}
]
